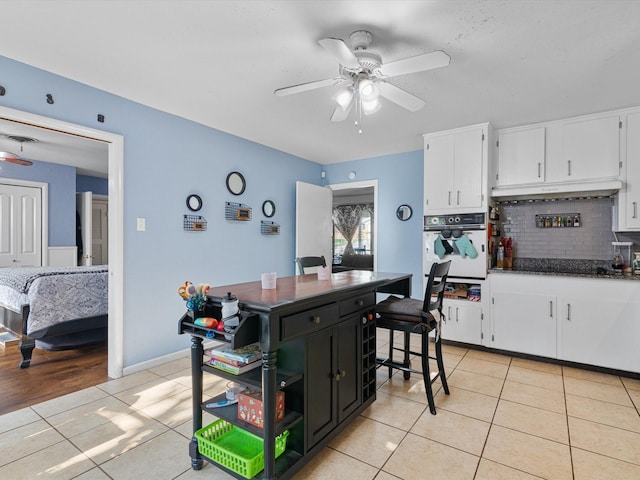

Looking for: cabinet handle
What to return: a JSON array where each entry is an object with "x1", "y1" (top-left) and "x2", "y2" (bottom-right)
[
  {"x1": 448, "y1": 191, "x2": 451, "y2": 205},
  {"x1": 633, "y1": 201, "x2": 638, "y2": 219},
  {"x1": 357, "y1": 300, "x2": 364, "y2": 307},
  {"x1": 456, "y1": 307, "x2": 459, "y2": 322},
  {"x1": 537, "y1": 162, "x2": 541, "y2": 178},
  {"x1": 549, "y1": 300, "x2": 553, "y2": 317},
  {"x1": 446, "y1": 306, "x2": 450, "y2": 323},
  {"x1": 312, "y1": 316, "x2": 321, "y2": 324},
  {"x1": 456, "y1": 191, "x2": 460, "y2": 205},
  {"x1": 334, "y1": 370, "x2": 346, "y2": 381},
  {"x1": 567, "y1": 304, "x2": 571, "y2": 321},
  {"x1": 567, "y1": 160, "x2": 571, "y2": 176}
]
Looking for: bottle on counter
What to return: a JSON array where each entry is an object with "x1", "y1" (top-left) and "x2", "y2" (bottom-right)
[
  {"x1": 496, "y1": 245, "x2": 504, "y2": 269},
  {"x1": 634, "y1": 252, "x2": 640, "y2": 275}
]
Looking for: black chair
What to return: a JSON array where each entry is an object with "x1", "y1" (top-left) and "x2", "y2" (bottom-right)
[
  {"x1": 295, "y1": 255, "x2": 326, "y2": 275},
  {"x1": 376, "y1": 260, "x2": 451, "y2": 414}
]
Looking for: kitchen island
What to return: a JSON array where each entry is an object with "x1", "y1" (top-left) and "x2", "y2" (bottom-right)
[{"x1": 179, "y1": 271, "x2": 411, "y2": 479}]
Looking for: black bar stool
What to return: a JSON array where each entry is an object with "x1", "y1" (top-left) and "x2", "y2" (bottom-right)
[
  {"x1": 295, "y1": 255, "x2": 326, "y2": 275},
  {"x1": 375, "y1": 260, "x2": 451, "y2": 414}
]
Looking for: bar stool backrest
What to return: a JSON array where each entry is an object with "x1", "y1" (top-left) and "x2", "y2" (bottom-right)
[
  {"x1": 295, "y1": 255, "x2": 327, "y2": 275},
  {"x1": 422, "y1": 260, "x2": 451, "y2": 315}
]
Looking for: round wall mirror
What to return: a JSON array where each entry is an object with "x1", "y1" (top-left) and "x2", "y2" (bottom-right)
[
  {"x1": 186, "y1": 194, "x2": 202, "y2": 212},
  {"x1": 226, "y1": 171, "x2": 246, "y2": 196},
  {"x1": 396, "y1": 204, "x2": 413, "y2": 221},
  {"x1": 262, "y1": 200, "x2": 276, "y2": 218}
]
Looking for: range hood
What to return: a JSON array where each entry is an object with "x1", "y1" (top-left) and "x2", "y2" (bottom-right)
[{"x1": 491, "y1": 179, "x2": 622, "y2": 201}]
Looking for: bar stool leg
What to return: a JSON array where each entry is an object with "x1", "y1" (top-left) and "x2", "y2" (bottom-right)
[
  {"x1": 387, "y1": 329, "x2": 394, "y2": 379},
  {"x1": 435, "y1": 333, "x2": 450, "y2": 395},
  {"x1": 421, "y1": 329, "x2": 436, "y2": 415}
]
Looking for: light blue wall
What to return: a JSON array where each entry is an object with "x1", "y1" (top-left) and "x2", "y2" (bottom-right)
[
  {"x1": 0, "y1": 159, "x2": 76, "y2": 246},
  {"x1": 1, "y1": 55, "x2": 321, "y2": 366},
  {"x1": 324, "y1": 152, "x2": 425, "y2": 295},
  {"x1": 1, "y1": 54, "x2": 425, "y2": 367},
  {"x1": 77, "y1": 175, "x2": 108, "y2": 196}
]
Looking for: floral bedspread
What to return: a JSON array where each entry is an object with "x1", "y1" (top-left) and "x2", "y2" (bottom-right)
[{"x1": 0, "y1": 266, "x2": 108, "y2": 337}]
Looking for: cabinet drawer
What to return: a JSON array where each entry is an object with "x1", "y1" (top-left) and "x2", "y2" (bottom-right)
[
  {"x1": 339, "y1": 292, "x2": 375, "y2": 317},
  {"x1": 281, "y1": 303, "x2": 338, "y2": 341}
]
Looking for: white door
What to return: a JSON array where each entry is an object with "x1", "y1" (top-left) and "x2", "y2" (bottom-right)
[
  {"x1": 295, "y1": 181, "x2": 332, "y2": 274},
  {"x1": 0, "y1": 183, "x2": 42, "y2": 267},
  {"x1": 76, "y1": 192, "x2": 93, "y2": 266},
  {"x1": 92, "y1": 199, "x2": 108, "y2": 265}
]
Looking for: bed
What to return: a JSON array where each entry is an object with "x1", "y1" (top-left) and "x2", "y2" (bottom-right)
[{"x1": 0, "y1": 265, "x2": 108, "y2": 368}]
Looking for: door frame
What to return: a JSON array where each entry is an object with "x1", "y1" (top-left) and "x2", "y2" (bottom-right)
[
  {"x1": 0, "y1": 179, "x2": 48, "y2": 266},
  {"x1": 328, "y1": 179, "x2": 378, "y2": 271},
  {"x1": 0, "y1": 105, "x2": 125, "y2": 379}
]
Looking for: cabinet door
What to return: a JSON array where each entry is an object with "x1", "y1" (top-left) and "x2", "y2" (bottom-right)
[
  {"x1": 547, "y1": 115, "x2": 620, "y2": 182},
  {"x1": 336, "y1": 315, "x2": 362, "y2": 422},
  {"x1": 424, "y1": 133, "x2": 455, "y2": 211},
  {"x1": 491, "y1": 292, "x2": 557, "y2": 358},
  {"x1": 442, "y1": 301, "x2": 482, "y2": 345},
  {"x1": 306, "y1": 325, "x2": 337, "y2": 448},
  {"x1": 496, "y1": 127, "x2": 545, "y2": 186},
  {"x1": 558, "y1": 294, "x2": 640, "y2": 373},
  {"x1": 453, "y1": 127, "x2": 485, "y2": 209},
  {"x1": 621, "y1": 112, "x2": 640, "y2": 229}
]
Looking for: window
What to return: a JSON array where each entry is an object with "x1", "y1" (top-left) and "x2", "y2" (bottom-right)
[{"x1": 333, "y1": 210, "x2": 372, "y2": 259}]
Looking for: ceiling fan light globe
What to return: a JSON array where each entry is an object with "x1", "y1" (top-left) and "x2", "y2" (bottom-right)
[
  {"x1": 362, "y1": 98, "x2": 381, "y2": 115},
  {"x1": 358, "y1": 79, "x2": 378, "y2": 101},
  {"x1": 333, "y1": 87, "x2": 354, "y2": 110}
]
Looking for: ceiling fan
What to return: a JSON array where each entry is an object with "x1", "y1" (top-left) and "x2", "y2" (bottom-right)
[
  {"x1": 274, "y1": 30, "x2": 450, "y2": 122},
  {"x1": 0, "y1": 135, "x2": 37, "y2": 166}
]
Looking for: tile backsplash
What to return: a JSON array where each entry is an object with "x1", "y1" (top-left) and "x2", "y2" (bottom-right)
[{"x1": 496, "y1": 197, "x2": 640, "y2": 261}]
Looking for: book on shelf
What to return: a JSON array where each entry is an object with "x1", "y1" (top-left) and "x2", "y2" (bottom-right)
[
  {"x1": 205, "y1": 342, "x2": 261, "y2": 365},
  {"x1": 209, "y1": 357, "x2": 262, "y2": 375}
]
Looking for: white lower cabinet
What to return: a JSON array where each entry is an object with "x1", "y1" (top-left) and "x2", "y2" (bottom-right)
[
  {"x1": 557, "y1": 279, "x2": 640, "y2": 373},
  {"x1": 491, "y1": 290, "x2": 557, "y2": 358},
  {"x1": 441, "y1": 300, "x2": 483, "y2": 345},
  {"x1": 490, "y1": 273, "x2": 640, "y2": 373}
]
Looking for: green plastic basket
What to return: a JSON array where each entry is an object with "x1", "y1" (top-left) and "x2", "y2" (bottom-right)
[{"x1": 195, "y1": 419, "x2": 289, "y2": 479}]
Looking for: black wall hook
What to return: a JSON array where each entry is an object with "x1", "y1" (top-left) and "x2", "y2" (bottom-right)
[
  {"x1": 0, "y1": 86, "x2": 5, "y2": 96},
  {"x1": 46, "y1": 93, "x2": 54, "y2": 104}
]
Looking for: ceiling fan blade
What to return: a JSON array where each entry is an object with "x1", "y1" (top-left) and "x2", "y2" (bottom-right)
[
  {"x1": 330, "y1": 101, "x2": 353, "y2": 122},
  {"x1": 377, "y1": 82, "x2": 425, "y2": 112},
  {"x1": 318, "y1": 37, "x2": 361, "y2": 70},
  {"x1": 378, "y1": 50, "x2": 450, "y2": 78},
  {"x1": 274, "y1": 77, "x2": 346, "y2": 96}
]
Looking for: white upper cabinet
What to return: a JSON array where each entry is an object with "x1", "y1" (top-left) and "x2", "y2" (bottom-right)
[
  {"x1": 545, "y1": 114, "x2": 621, "y2": 182},
  {"x1": 495, "y1": 127, "x2": 545, "y2": 186},
  {"x1": 617, "y1": 110, "x2": 640, "y2": 230},
  {"x1": 424, "y1": 123, "x2": 489, "y2": 214}
]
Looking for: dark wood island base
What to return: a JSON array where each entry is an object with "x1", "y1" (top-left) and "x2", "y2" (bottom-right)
[{"x1": 179, "y1": 271, "x2": 411, "y2": 480}]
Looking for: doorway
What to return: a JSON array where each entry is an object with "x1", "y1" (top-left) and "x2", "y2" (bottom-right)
[
  {"x1": 0, "y1": 105, "x2": 124, "y2": 378},
  {"x1": 329, "y1": 180, "x2": 378, "y2": 271}
]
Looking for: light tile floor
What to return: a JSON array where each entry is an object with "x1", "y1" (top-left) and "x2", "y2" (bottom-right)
[{"x1": 1, "y1": 331, "x2": 640, "y2": 479}]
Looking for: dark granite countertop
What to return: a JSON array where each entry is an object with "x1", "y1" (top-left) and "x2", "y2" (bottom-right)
[{"x1": 489, "y1": 258, "x2": 640, "y2": 281}]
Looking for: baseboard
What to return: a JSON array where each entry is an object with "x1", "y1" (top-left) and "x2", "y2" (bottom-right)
[{"x1": 122, "y1": 339, "x2": 221, "y2": 376}]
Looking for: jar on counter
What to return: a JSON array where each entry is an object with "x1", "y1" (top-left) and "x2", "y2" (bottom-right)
[
  {"x1": 634, "y1": 252, "x2": 640, "y2": 275},
  {"x1": 496, "y1": 245, "x2": 504, "y2": 269}
]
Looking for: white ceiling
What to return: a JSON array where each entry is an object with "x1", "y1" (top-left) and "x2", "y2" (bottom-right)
[{"x1": 1, "y1": 0, "x2": 640, "y2": 177}]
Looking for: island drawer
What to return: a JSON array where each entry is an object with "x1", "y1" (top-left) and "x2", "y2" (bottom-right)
[
  {"x1": 339, "y1": 292, "x2": 376, "y2": 317},
  {"x1": 280, "y1": 303, "x2": 338, "y2": 341}
]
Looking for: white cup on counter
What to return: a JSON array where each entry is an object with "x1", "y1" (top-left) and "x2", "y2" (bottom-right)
[
  {"x1": 261, "y1": 272, "x2": 277, "y2": 289},
  {"x1": 317, "y1": 266, "x2": 331, "y2": 280}
]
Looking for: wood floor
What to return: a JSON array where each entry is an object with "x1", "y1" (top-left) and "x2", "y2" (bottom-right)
[{"x1": 0, "y1": 341, "x2": 108, "y2": 416}]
